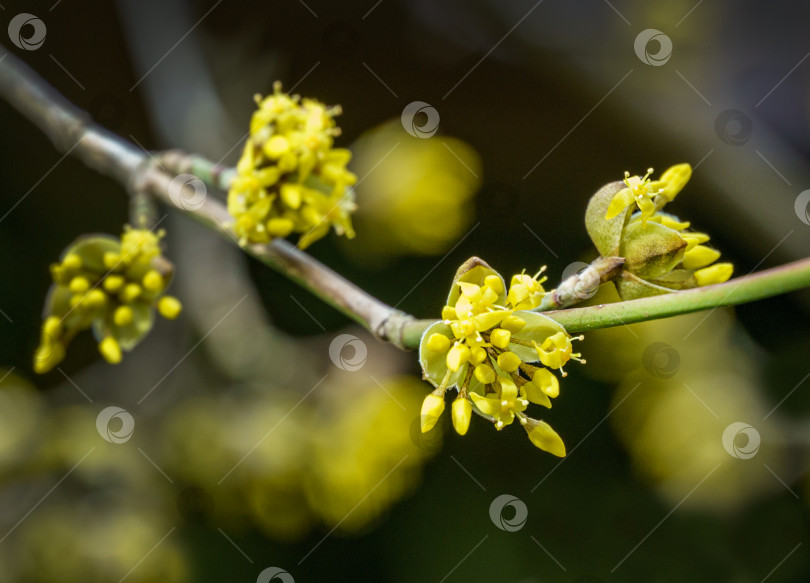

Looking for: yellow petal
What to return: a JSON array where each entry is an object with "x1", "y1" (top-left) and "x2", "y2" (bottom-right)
[
  {"x1": 605, "y1": 187, "x2": 636, "y2": 219},
  {"x1": 507, "y1": 283, "x2": 529, "y2": 307},
  {"x1": 683, "y1": 245, "x2": 721, "y2": 270},
  {"x1": 532, "y1": 368, "x2": 559, "y2": 398},
  {"x1": 499, "y1": 376, "x2": 518, "y2": 402},
  {"x1": 523, "y1": 382, "x2": 552, "y2": 408},
  {"x1": 457, "y1": 282, "x2": 483, "y2": 301},
  {"x1": 694, "y1": 263, "x2": 733, "y2": 286},
  {"x1": 659, "y1": 215, "x2": 691, "y2": 231},
  {"x1": 500, "y1": 315, "x2": 526, "y2": 334},
  {"x1": 470, "y1": 392, "x2": 500, "y2": 417},
  {"x1": 484, "y1": 274, "x2": 504, "y2": 296},
  {"x1": 473, "y1": 310, "x2": 507, "y2": 331},
  {"x1": 454, "y1": 295, "x2": 473, "y2": 318}
]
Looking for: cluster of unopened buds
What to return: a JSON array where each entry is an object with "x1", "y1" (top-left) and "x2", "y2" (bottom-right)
[
  {"x1": 418, "y1": 258, "x2": 583, "y2": 456},
  {"x1": 34, "y1": 226, "x2": 181, "y2": 373}
]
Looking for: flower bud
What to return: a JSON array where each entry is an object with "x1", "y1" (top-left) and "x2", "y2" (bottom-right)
[
  {"x1": 451, "y1": 397, "x2": 472, "y2": 435},
  {"x1": 421, "y1": 393, "x2": 446, "y2": 432}
]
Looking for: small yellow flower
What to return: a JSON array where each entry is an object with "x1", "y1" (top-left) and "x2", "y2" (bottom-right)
[
  {"x1": 605, "y1": 164, "x2": 692, "y2": 225},
  {"x1": 228, "y1": 83, "x2": 357, "y2": 249},
  {"x1": 507, "y1": 269, "x2": 548, "y2": 310},
  {"x1": 470, "y1": 376, "x2": 528, "y2": 430},
  {"x1": 33, "y1": 226, "x2": 182, "y2": 373},
  {"x1": 533, "y1": 332, "x2": 585, "y2": 375}
]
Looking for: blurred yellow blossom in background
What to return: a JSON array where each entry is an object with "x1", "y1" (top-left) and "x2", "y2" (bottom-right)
[
  {"x1": 347, "y1": 120, "x2": 482, "y2": 263},
  {"x1": 583, "y1": 285, "x2": 788, "y2": 512},
  {"x1": 163, "y1": 374, "x2": 437, "y2": 540}
]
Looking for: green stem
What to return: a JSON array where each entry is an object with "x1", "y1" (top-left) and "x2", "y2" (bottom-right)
[
  {"x1": 548, "y1": 257, "x2": 810, "y2": 333},
  {"x1": 401, "y1": 257, "x2": 810, "y2": 343}
]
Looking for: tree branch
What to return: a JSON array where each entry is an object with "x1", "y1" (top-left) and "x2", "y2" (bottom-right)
[
  {"x1": 0, "y1": 51, "x2": 416, "y2": 348},
  {"x1": 2, "y1": 50, "x2": 809, "y2": 352}
]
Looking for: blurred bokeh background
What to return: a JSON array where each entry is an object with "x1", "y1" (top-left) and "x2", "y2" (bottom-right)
[{"x1": 1, "y1": 0, "x2": 810, "y2": 581}]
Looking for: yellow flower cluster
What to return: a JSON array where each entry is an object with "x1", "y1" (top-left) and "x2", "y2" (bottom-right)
[
  {"x1": 588, "y1": 163, "x2": 733, "y2": 300},
  {"x1": 34, "y1": 226, "x2": 182, "y2": 373},
  {"x1": 419, "y1": 258, "x2": 583, "y2": 456},
  {"x1": 227, "y1": 83, "x2": 357, "y2": 249}
]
